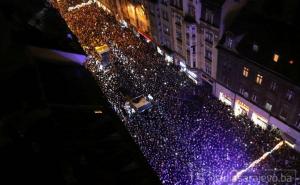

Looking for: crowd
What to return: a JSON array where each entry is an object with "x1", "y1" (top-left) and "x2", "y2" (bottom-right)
[
  {"x1": 251, "y1": 145, "x2": 300, "y2": 184},
  {"x1": 52, "y1": 1, "x2": 300, "y2": 184}
]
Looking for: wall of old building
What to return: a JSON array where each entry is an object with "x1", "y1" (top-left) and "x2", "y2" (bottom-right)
[{"x1": 216, "y1": 46, "x2": 300, "y2": 151}]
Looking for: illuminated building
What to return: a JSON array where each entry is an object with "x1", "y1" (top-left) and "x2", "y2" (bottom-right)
[
  {"x1": 97, "y1": 0, "x2": 150, "y2": 34},
  {"x1": 216, "y1": 0, "x2": 300, "y2": 151},
  {"x1": 95, "y1": 0, "x2": 246, "y2": 84},
  {"x1": 147, "y1": 0, "x2": 247, "y2": 90},
  {"x1": 198, "y1": 0, "x2": 248, "y2": 91}
]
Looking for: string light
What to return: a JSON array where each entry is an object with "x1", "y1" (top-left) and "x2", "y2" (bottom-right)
[{"x1": 232, "y1": 141, "x2": 284, "y2": 182}]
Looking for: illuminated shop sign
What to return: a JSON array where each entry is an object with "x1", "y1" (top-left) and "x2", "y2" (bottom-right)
[
  {"x1": 234, "y1": 100, "x2": 249, "y2": 116},
  {"x1": 179, "y1": 61, "x2": 186, "y2": 68},
  {"x1": 187, "y1": 70, "x2": 197, "y2": 78},
  {"x1": 251, "y1": 112, "x2": 268, "y2": 130},
  {"x1": 165, "y1": 54, "x2": 173, "y2": 63},
  {"x1": 186, "y1": 70, "x2": 197, "y2": 84},
  {"x1": 157, "y1": 47, "x2": 164, "y2": 55},
  {"x1": 95, "y1": 44, "x2": 110, "y2": 54},
  {"x1": 219, "y1": 92, "x2": 232, "y2": 106}
]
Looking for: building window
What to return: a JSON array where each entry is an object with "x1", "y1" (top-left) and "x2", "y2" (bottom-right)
[
  {"x1": 175, "y1": 14, "x2": 181, "y2": 25},
  {"x1": 256, "y1": 74, "x2": 263, "y2": 85},
  {"x1": 164, "y1": 38, "x2": 170, "y2": 48},
  {"x1": 279, "y1": 108, "x2": 288, "y2": 121},
  {"x1": 265, "y1": 102, "x2": 272, "y2": 112},
  {"x1": 286, "y1": 90, "x2": 294, "y2": 101},
  {"x1": 273, "y1": 53, "x2": 279, "y2": 62},
  {"x1": 205, "y1": 31, "x2": 213, "y2": 44},
  {"x1": 186, "y1": 49, "x2": 190, "y2": 56},
  {"x1": 239, "y1": 87, "x2": 244, "y2": 94},
  {"x1": 205, "y1": 62, "x2": 211, "y2": 75},
  {"x1": 188, "y1": 4, "x2": 195, "y2": 17},
  {"x1": 296, "y1": 115, "x2": 300, "y2": 129},
  {"x1": 191, "y1": 34, "x2": 196, "y2": 45},
  {"x1": 239, "y1": 87, "x2": 248, "y2": 98},
  {"x1": 226, "y1": 37, "x2": 233, "y2": 49},
  {"x1": 252, "y1": 93, "x2": 257, "y2": 102},
  {"x1": 205, "y1": 48, "x2": 212, "y2": 61},
  {"x1": 192, "y1": 34, "x2": 196, "y2": 39},
  {"x1": 192, "y1": 60, "x2": 196, "y2": 68},
  {"x1": 243, "y1": 67, "x2": 249, "y2": 77},
  {"x1": 191, "y1": 45, "x2": 196, "y2": 54},
  {"x1": 162, "y1": 10, "x2": 169, "y2": 21},
  {"x1": 270, "y1": 81, "x2": 277, "y2": 91},
  {"x1": 176, "y1": 30, "x2": 182, "y2": 41},
  {"x1": 161, "y1": 0, "x2": 168, "y2": 5},
  {"x1": 205, "y1": 9, "x2": 214, "y2": 24},
  {"x1": 253, "y1": 43, "x2": 259, "y2": 52}
]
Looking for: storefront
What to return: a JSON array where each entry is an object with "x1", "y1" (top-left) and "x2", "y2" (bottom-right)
[
  {"x1": 215, "y1": 83, "x2": 235, "y2": 107},
  {"x1": 234, "y1": 99, "x2": 250, "y2": 116},
  {"x1": 157, "y1": 46, "x2": 164, "y2": 55},
  {"x1": 186, "y1": 70, "x2": 198, "y2": 84},
  {"x1": 179, "y1": 61, "x2": 187, "y2": 72},
  {"x1": 165, "y1": 54, "x2": 173, "y2": 63},
  {"x1": 269, "y1": 116, "x2": 300, "y2": 151},
  {"x1": 219, "y1": 92, "x2": 233, "y2": 106},
  {"x1": 251, "y1": 112, "x2": 268, "y2": 129}
]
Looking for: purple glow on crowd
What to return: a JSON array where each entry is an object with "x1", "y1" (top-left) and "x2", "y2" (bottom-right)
[
  {"x1": 50, "y1": 1, "x2": 300, "y2": 184},
  {"x1": 51, "y1": 50, "x2": 86, "y2": 65}
]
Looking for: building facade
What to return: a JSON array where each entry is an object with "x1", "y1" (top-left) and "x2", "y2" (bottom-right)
[
  {"x1": 215, "y1": 2, "x2": 300, "y2": 150},
  {"x1": 97, "y1": 0, "x2": 246, "y2": 87},
  {"x1": 145, "y1": 0, "x2": 247, "y2": 89},
  {"x1": 145, "y1": 0, "x2": 201, "y2": 67},
  {"x1": 216, "y1": 45, "x2": 300, "y2": 151},
  {"x1": 198, "y1": 0, "x2": 247, "y2": 88},
  {"x1": 98, "y1": 0, "x2": 150, "y2": 34}
]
